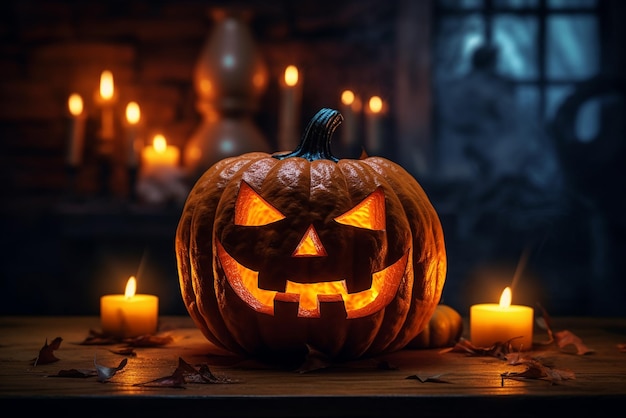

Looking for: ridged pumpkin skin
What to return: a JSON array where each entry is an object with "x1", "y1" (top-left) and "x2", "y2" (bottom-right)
[
  {"x1": 407, "y1": 304, "x2": 463, "y2": 349},
  {"x1": 175, "y1": 108, "x2": 446, "y2": 363}
]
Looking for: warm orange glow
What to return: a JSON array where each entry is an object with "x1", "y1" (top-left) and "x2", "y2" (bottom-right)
[
  {"x1": 285, "y1": 280, "x2": 346, "y2": 315},
  {"x1": 217, "y1": 241, "x2": 276, "y2": 316},
  {"x1": 99, "y1": 70, "x2": 114, "y2": 100},
  {"x1": 368, "y1": 96, "x2": 383, "y2": 113},
  {"x1": 253, "y1": 71, "x2": 266, "y2": 89},
  {"x1": 235, "y1": 182, "x2": 286, "y2": 226},
  {"x1": 341, "y1": 90, "x2": 355, "y2": 106},
  {"x1": 292, "y1": 225, "x2": 327, "y2": 257},
  {"x1": 152, "y1": 134, "x2": 167, "y2": 153},
  {"x1": 125, "y1": 101, "x2": 140, "y2": 124},
  {"x1": 68, "y1": 93, "x2": 83, "y2": 116},
  {"x1": 334, "y1": 188, "x2": 386, "y2": 231},
  {"x1": 499, "y1": 286, "x2": 512, "y2": 309},
  {"x1": 124, "y1": 276, "x2": 137, "y2": 299},
  {"x1": 218, "y1": 238, "x2": 409, "y2": 319},
  {"x1": 284, "y1": 65, "x2": 299, "y2": 87},
  {"x1": 344, "y1": 250, "x2": 409, "y2": 318}
]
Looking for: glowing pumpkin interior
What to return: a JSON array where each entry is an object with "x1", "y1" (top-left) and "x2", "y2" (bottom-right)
[{"x1": 217, "y1": 181, "x2": 408, "y2": 319}]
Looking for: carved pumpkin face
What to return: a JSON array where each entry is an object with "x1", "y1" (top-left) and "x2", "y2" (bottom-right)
[
  {"x1": 176, "y1": 108, "x2": 446, "y2": 363},
  {"x1": 219, "y1": 182, "x2": 408, "y2": 319}
]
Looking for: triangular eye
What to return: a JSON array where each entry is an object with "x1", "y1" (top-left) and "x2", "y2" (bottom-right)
[
  {"x1": 235, "y1": 181, "x2": 286, "y2": 226},
  {"x1": 334, "y1": 187, "x2": 385, "y2": 231}
]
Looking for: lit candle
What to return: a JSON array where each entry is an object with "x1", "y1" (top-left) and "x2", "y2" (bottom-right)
[
  {"x1": 95, "y1": 70, "x2": 117, "y2": 145},
  {"x1": 124, "y1": 101, "x2": 142, "y2": 168},
  {"x1": 365, "y1": 95, "x2": 384, "y2": 155},
  {"x1": 339, "y1": 89, "x2": 361, "y2": 154},
  {"x1": 66, "y1": 93, "x2": 86, "y2": 167},
  {"x1": 470, "y1": 287, "x2": 534, "y2": 351},
  {"x1": 140, "y1": 134, "x2": 180, "y2": 179},
  {"x1": 100, "y1": 276, "x2": 159, "y2": 339},
  {"x1": 278, "y1": 65, "x2": 302, "y2": 152}
]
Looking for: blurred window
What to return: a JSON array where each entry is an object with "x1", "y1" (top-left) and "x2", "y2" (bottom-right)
[{"x1": 434, "y1": 0, "x2": 601, "y2": 127}]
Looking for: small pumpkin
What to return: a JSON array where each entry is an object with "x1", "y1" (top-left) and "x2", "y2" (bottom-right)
[
  {"x1": 406, "y1": 304, "x2": 463, "y2": 349},
  {"x1": 175, "y1": 108, "x2": 446, "y2": 363}
]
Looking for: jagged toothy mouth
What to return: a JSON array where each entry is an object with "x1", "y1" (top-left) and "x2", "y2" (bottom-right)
[{"x1": 216, "y1": 240, "x2": 408, "y2": 318}]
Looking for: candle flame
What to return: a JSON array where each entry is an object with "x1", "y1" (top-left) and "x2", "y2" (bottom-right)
[
  {"x1": 125, "y1": 101, "x2": 141, "y2": 124},
  {"x1": 68, "y1": 93, "x2": 83, "y2": 116},
  {"x1": 284, "y1": 65, "x2": 299, "y2": 87},
  {"x1": 100, "y1": 70, "x2": 114, "y2": 100},
  {"x1": 368, "y1": 96, "x2": 383, "y2": 113},
  {"x1": 341, "y1": 90, "x2": 355, "y2": 106},
  {"x1": 125, "y1": 276, "x2": 137, "y2": 299},
  {"x1": 153, "y1": 134, "x2": 167, "y2": 153},
  {"x1": 499, "y1": 286, "x2": 512, "y2": 309}
]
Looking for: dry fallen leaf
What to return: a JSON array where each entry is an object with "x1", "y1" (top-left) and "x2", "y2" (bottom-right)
[
  {"x1": 124, "y1": 334, "x2": 174, "y2": 347},
  {"x1": 33, "y1": 337, "x2": 63, "y2": 366},
  {"x1": 109, "y1": 347, "x2": 136, "y2": 357},
  {"x1": 406, "y1": 373, "x2": 451, "y2": 384},
  {"x1": 79, "y1": 330, "x2": 173, "y2": 347},
  {"x1": 536, "y1": 304, "x2": 594, "y2": 355},
  {"x1": 449, "y1": 337, "x2": 520, "y2": 360},
  {"x1": 134, "y1": 357, "x2": 239, "y2": 388},
  {"x1": 501, "y1": 358, "x2": 575, "y2": 386},
  {"x1": 94, "y1": 355, "x2": 128, "y2": 382},
  {"x1": 553, "y1": 330, "x2": 594, "y2": 355}
]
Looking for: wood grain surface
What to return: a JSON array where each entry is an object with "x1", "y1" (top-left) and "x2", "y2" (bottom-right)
[{"x1": 1, "y1": 315, "x2": 625, "y2": 417}]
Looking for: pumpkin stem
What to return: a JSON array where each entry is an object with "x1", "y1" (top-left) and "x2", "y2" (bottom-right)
[{"x1": 273, "y1": 108, "x2": 343, "y2": 162}]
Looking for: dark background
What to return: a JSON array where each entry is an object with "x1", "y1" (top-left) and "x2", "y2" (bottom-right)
[{"x1": 1, "y1": 0, "x2": 624, "y2": 317}]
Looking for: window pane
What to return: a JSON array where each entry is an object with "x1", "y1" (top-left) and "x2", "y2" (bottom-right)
[
  {"x1": 493, "y1": 0, "x2": 539, "y2": 8},
  {"x1": 548, "y1": 0, "x2": 597, "y2": 9},
  {"x1": 546, "y1": 85, "x2": 573, "y2": 120},
  {"x1": 547, "y1": 16, "x2": 599, "y2": 80},
  {"x1": 493, "y1": 15, "x2": 538, "y2": 80},
  {"x1": 516, "y1": 85, "x2": 541, "y2": 121},
  {"x1": 435, "y1": 15, "x2": 485, "y2": 81},
  {"x1": 439, "y1": 0, "x2": 484, "y2": 9}
]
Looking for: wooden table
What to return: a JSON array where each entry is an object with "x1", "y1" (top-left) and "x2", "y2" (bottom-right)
[{"x1": 1, "y1": 316, "x2": 625, "y2": 417}]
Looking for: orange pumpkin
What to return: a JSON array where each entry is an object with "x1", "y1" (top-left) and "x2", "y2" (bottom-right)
[
  {"x1": 406, "y1": 304, "x2": 463, "y2": 349},
  {"x1": 175, "y1": 108, "x2": 446, "y2": 363}
]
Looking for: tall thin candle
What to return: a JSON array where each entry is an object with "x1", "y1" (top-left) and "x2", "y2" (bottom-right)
[
  {"x1": 66, "y1": 93, "x2": 86, "y2": 167},
  {"x1": 124, "y1": 101, "x2": 141, "y2": 168},
  {"x1": 97, "y1": 70, "x2": 116, "y2": 143},
  {"x1": 339, "y1": 89, "x2": 361, "y2": 154},
  {"x1": 365, "y1": 95, "x2": 384, "y2": 155},
  {"x1": 278, "y1": 65, "x2": 301, "y2": 152}
]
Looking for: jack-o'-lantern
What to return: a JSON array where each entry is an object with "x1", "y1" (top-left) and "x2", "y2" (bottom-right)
[{"x1": 175, "y1": 108, "x2": 446, "y2": 364}]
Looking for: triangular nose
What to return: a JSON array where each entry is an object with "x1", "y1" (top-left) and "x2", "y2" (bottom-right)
[{"x1": 292, "y1": 225, "x2": 327, "y2": 257}]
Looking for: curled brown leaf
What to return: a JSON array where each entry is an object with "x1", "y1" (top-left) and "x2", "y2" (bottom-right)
[
  {"x1": 33, "y1": 337, "x2": 63, "y2": 366},
  {"x1": 501, "y1": 358, "x2": 575, "y2": 386},
  {"x1": 134, "y1": 357, "x2": 239, "y2": 388}
]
